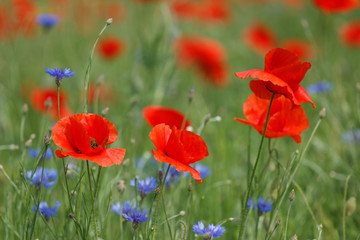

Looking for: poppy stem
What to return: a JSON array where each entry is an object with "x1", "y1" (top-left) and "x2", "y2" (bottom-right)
[
  {"x1": 151, "y1": 164, "x2": 171, "y2": 240},
  {"x1": 57, "y1": 86, "x2": 61, "y2": 120},
  {"x1": 86, "y1": 160, "x2": 99, "y2": 240},
  {"x1": 238, "y1": 93, "x2": 275, "y2": 240},
  {"x1": 57, "y1": 85, "x2": 76, "y2": 222}
]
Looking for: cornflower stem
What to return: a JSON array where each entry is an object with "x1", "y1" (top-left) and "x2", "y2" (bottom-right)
[
  {"x1": 152, "y1": 164, "x2": 171, "y2": 240},
  {"x1": 57, "y1": 86, "x2": 61, "y2": 119},
  {"x1": 342, "y1": 175, "x2": 351, "y2": 240},
  {"x1": 255, "y1": 214, "x2": 260, "y2": 240},
  {"x1": 57, "y1": 86, "x2": 75, "y2": 215},
  {"x1": 265, "y1": 115, "x2": 323, "y2": 240},
  {"x1": 86, "y1": 160, "x2": 99, "y2": 240},
  {"x1": 162, "y1": 195, "x2": 173, "y2": 239},
  {"x1": 247, "y1": 126, "x2": 252, "y2": 187},
  {"x1": 20, "y1": 107, "x2": 26, "y2": 151},
  {"x1": 284, "y1": 201, "x2": 293, "y2": 240},
  {"x1": 83, "y1": 19, "x2": 111, "y2": 113},
  {"x1": 238, "y1": 93, "x2": 275, "y2": 240}
]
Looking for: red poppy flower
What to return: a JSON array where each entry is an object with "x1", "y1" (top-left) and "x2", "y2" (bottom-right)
[
  {"x1": 31, "y1": 87, "x2": 72, "y2": 120},
  {"x1": 171, "y1": 1, "x2": 198, "y2": 19},
  {"x1": 149, "y1": 124, "x2": 208, "y2": 183},
  {"x1": 243, "y1": 22, "x2": 276, "y2": 55},
  {"x1": 97, "y1": 36, "x2": 125, "y2": 60},
  {"x1": 197, "y1": 0, "x2": 230, "y2": 23},
  {"x1": 339, "y1": 20, "x2": 360, "y2": 47},
  {"x1": 235, "y1": 48, "x2": 315, "y2": 108},
  {"x1": 313, "y1": 0, "x2": 359, "y2": 13},
  {"x1": 143, "y1": 105, "x2": 191, "y2": 129},
  {"x1": 87, "y1": 82, "x2": 115, "y2": 106},
  {"x1": 12, "y1": 0, "x2": 37, "y2": 36},
  {"x1": 235, "y1": 94, "x2": 309, "y2": 143},
  {"x1": 52, "y1": 113, "x2": 126, "y2": 167},
  {"x1": 175, "y1": 36, "x2": 228, "y2": 86},
  {"x1": 281, "y1": 39, "x2": 313, "y2": 60}
]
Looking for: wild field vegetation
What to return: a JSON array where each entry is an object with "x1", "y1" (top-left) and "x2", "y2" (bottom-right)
[{"x1": 0, "y1": 0, "x2": 359, "y2": 239}]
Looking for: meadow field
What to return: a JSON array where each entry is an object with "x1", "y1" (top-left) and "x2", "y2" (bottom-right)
[{"x1": 0, "y1": 0, "x2": 359, "y2": 239}]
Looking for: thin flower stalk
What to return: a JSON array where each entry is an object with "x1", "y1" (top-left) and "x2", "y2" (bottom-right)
[
  {"x1": 238, "y1": 93, "x2": 275, "y2": 240},
  {"x1": 152, "y1": 164, "x2": 171, "y2": 240}
]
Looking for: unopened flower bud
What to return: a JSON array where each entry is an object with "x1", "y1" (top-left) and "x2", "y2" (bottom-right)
[
  {"x1": 158, "y1": 169, "x2": 163, "y2": 182},
  {"x1": 357, "y1": 82, "x2": 360, "y2": 92},
  {"x1": 9, "y1": 144, "x2": 19, "y2": 150},
  {"x1": 106, "y1": 18, "x2": 113, "y2": 25},
  {"x1": 101, "y1": 107, "x2": 109, "y2": 117},
  {"x1": 25, "y1": 139, "x2": 33, "y2": 148},
  {"x1": 291, "y1": 234, "x2": 298, "y2": 240},
  {"x1": 319, "y1": 108, "x2": 326, "y2": 119},
  {"x1": 179, "y1": 210, "x2": 186, "y2": 216},
  {"x1": 70, "y1": 190, "x2": 76, "y2": 196},
  {"x1": 97, "y1": 74, "x2": 104, "y2": 85},
  {"x1": 188, "y1": 87, "x2": 195, "y2": 103},
  {"x1": 22, "y1": 104, "x2": 28, "y2": 115},
  {"x1": 345, "y1": 196, "x2": 357, "y2": 216},
  {"x1": 155, "y1": 187, "x2": 160, "y2": 195},
  {"x1": 68, "y1": 213, "x2": 74, "y2": 219},
  {"x1": 45, "y1": 97, "x2": 52, "y2": 109},
  {"x1": 289, "y1": 189, "x2": 295, "y2": 202},
  {"x1": 44, "y1": 135, "x2": 51, "y2": 146},
  {"x1": 117, "y1": 180, "x2": 126, "y2": 195},
  {"x1": 188, "y1": 182, "x2": 192, "y2": 192}
]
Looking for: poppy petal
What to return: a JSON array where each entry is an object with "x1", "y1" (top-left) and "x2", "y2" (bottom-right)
[
  {"x1": 293, "y1": 85, "x2": 316, "y2": 108},
  {"x1": 165, "y1": 128, "x2": 209, "y2": 165},
  {"x1": 55, "y1": 148, "x2": 126, "y2": 167},
  {"x1": 69, "y1": 116, "x2": 92, "y2": 154},
  {"x1": 149, "y1": 124, "x2": 172, "y2": 153},
  {"x1": 52, "y1": 116, "x2": 77, "y2": 152},
  {"x1": 143, "y1": 106, "x2": 190, "y2": 129},
  {"x1": 264, "y1": 48, "x2": 312, "y2": 90},
  {"x1": 152, "y1": 150, "x2": 202, "y2": 183}
]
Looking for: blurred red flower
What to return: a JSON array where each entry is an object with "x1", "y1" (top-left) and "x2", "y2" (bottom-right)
[
  {"x1": 52, "y1": 113, "x2": 126, "y2": 167},
  {"x1": 143, "y1": 105, "x2": 191, "y2": 129},
  {"x1": 243, "y1": 22, "x2": 276, "y2": 55},
  {"x1": 197, "y1": 0, "x2": 230, "y2": 22},
  {"x1": 235, "y1": 48, "x2": 315, "y2": 108},
  {"x1": 171, "y1": 0, "x2": 229, "y2": 23},
  {"x1": 235, "y1": 94, "x2": 309, "y2": 143},
  {"x1": 97, "y1": 36, "x2": 125, "y2": 60},
  {"x1": 31, "y1": 87, "x2": 72, "y2": 120},
  {"x1": 339, "y1": 20, "x2": 360, "y2": 47},
  {"x1": 175, "y1": 36, "x2": 228, "y2": 86},
  {"x1": 281, "y1": 39, "x2": 313, "y2": 60},
  {"x1": 12, "y1": 0, "x2": 37, "y2": 36},
  {"x1": 313, "y1": 0, "x2": 359, "y2": 13},
  {"x1": 87, "y1": 82, "x2": 115, "y2": 106},
  {"x1": 149, "y1": 124, "x2": 208, "y2": 183}
]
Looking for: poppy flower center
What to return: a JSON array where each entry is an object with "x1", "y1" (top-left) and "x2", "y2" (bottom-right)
[{"x1": 91, "y1": 138, "x2": 98, "y2": 149}]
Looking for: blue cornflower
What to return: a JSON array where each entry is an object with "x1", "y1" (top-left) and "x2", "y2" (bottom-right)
[
  {"x1": 130, "y1": 176, "x2": 158, "y2": 197},
  {"x1": 26, "y1": 167, "x2": 58, "y2": 189},
  {"x1": 164, "y1": 165, "x2": 183, "y2": 185},
  {"x1": 28, "y1": 148, "x2": 53, "y2": 159},
  {"x1": 247, "y1": 197, "x2": 273, "y2": 213},
  {"x1": 111, "y1": 202, "x2": 121, "y2": 215},
  {"x1": 112, "y1": 201, "x2": 148, "y2": 228},
  {"x1": 342, "y1": 129, "x2": 360, "y2": 144},
  {"x1": 45, "y1": 67, "x2": 74, "y2": 86},
  {"x1": 122, "y1": 207, "x2": 148, "y2": 224},
  {"x1": 193, "y1": 221, "x2": 225, "y2": 239},
  {"x1": 194, "y1": 163, "x2": 211, "y2": 178},
  {"x1": 307, "y1": 81, "x2": 333, "y2": 94},
  {"x1": 33, "y1": 201, "x2": 60, "y2": 219},
  {"x1": 36, "y1": 14, "x2": 60, "y2": 28}
]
